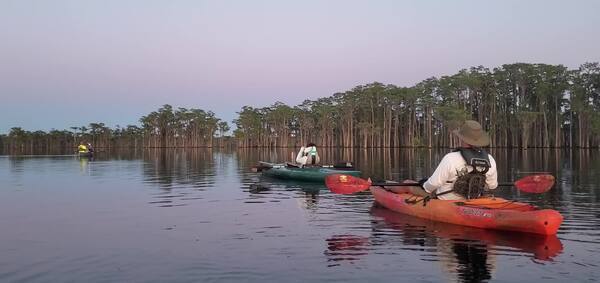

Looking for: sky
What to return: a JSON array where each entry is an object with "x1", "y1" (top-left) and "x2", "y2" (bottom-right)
[{"x1": 1, "y1": 0, "x2": 599, "y2": 134}]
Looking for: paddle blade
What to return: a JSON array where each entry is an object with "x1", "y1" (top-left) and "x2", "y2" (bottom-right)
[
  {"x1": 514, "y1": 174, "x2": 555, "y2": 193},
  {"x1": 325, "y1": 174, "x2": 371, "y2": 194}
]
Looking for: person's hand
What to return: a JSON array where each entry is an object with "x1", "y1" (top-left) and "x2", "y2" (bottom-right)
[{"x1": 430, "y1": 190, "x2": 438, "y2": 199}]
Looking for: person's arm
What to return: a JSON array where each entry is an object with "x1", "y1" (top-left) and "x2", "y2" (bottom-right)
[
  {"x1": 305, "y1": 147, "x2": 312, "y2": 155},
  {"x1": 295, "y1": 147, "x2": 306, "y2": 164},
  {"x1": 422, "y1": 155, "x2": 453, "y2": 194},
  {"x1": 486, "y1": 155, "x2": 498, "y2": 190}
]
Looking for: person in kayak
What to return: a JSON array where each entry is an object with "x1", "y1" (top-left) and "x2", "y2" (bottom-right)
[
  {"x1": 78, "y1": 141, "x2": 88, "y2": 153},
  {"x1": 87, "y1": 142, "x2": 94, "y2": 153},
  {"x1": 295, "y1": 142, "x2": 320, "y2": 167},
  {"x1": 392, "y1": 120, "x2": 498, "y2": 200}
]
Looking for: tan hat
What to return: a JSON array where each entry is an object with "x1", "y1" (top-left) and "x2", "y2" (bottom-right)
[{"x1": 452, "y1": 120, "x2": 490, "y2": 147}]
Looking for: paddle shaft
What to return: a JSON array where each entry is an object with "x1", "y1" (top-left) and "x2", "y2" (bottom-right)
[
  {"x1": 370, "y1": 182, "x2": 420, "y2": 187},
  {"x1": 327, "y1": 174, "x2": 555, "y2": 194},
  {"x1": 370, "y1": 182, "x2": 521, "y2": 187}
]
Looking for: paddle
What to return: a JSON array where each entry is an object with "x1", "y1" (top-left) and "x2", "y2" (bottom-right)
[{"x1": 325, "y1": 174, "x2": 555, "y2": 195}]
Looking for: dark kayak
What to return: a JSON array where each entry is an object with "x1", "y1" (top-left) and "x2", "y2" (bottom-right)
[{"x1": 257, "y1": 161, "x2": 361, "y2": 182}]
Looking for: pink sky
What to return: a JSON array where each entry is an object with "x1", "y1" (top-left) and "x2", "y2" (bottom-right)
[{"x1": 1, "y1": 0, "x2": 599, "y2": 133}]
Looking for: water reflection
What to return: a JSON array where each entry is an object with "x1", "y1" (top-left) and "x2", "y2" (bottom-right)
[
  {"x1": 142, "y1": 149, "x2": 216, "y2": 188},
  {"x1": 2, "y1": 148, "x2": 600, "y2": 282},
  {"x1": 78, "y1": 155, "x2": 91, "y2": 174},
  {"x1": 244, "y1": 177, "x2": 325, "y2": 211},
  {"x1": 443, "y1": 240, "x2": 493, "y2": 282},
  {"x1": 254, "y1": 177, "x2": 325, "y2": 193},
  {"x1": 368, "y1": 206, "x2": 562, "y2": 281},
  {"x1": 324, "y1": 235, "x2": 369, "y2": 266},
  {"x1": 323, "y1": 204, "x2": 564, "y2": 281},
  {"x1": 141, "y1": 149, "x2": 223, "y2": 207}
]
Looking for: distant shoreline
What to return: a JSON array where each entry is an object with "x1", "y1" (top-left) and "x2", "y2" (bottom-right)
[{"x1": 2, "y1": 62, "x2": 599, "y2": 149}]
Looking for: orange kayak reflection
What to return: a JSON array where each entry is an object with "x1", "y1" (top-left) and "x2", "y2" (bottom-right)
[
  {"x1": 324, "y1": 206, "x2": 562, "y2": 268},
  {"x1": 370, "y1": 205, "x2": 563, "y2": 261},
  {"x1": 324, "y1": 235, "x2": 369, "y2": 267}
]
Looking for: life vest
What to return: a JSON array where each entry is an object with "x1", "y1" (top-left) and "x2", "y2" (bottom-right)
[
  {"x1": 302, "y1": 146, "x2": 318, "y2": 165},
  {"x1": 451, "y1": 147, "x2": 491, "y2": 199}
]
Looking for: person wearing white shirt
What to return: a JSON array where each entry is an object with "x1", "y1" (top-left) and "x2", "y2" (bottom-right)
[
  {"x1": 391, "y1": 120, "x2": 498, "y2": 200},
  {"x1": 295, "y1": 143, "x2": 320, "y2": 167}
]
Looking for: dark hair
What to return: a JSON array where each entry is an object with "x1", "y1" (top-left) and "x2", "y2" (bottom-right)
[{"x1": 306, "y1": 143, "x2": 316, "y2": 147}]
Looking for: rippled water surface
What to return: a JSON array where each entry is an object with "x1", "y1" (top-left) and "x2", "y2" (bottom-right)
[{"x1": 1, "y1": 148, "x2": 599, "y2": 282}]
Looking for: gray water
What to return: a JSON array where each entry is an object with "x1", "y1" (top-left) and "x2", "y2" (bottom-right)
[{"x1": 0, "y1": 148, "x2": 599, "y2": 282}]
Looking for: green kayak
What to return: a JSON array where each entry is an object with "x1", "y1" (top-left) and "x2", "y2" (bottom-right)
[{"x1": 257, "y1": 161, "x2": 361, "y2": 182}]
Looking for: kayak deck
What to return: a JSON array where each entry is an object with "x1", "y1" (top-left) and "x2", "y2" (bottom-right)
[{"x1": 370, "y1": 186, "x2": 563, "y2": 235}]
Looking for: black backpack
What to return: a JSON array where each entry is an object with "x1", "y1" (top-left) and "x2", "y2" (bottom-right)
[{"x1": 451, "y1": 148, "x2": 491, "y2": 199}]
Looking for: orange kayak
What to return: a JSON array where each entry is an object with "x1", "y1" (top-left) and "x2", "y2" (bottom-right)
[{"x1": 370, "y1": 186, "x2": 563, "y2": 235}]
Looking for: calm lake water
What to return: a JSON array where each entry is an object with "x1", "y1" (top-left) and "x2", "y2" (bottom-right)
[{"x1": 1, "y1": 148, "x2": 599, "y2": 282}]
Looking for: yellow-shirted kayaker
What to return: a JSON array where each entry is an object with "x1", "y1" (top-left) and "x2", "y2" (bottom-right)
[{"x1": 78, "y1": 142, "x2": 88, "y2": 153}]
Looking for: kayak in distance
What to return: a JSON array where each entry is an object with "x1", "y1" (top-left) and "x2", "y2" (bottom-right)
[{"x1": 253, "y1": 161, "x2": 361, "y2": 183}]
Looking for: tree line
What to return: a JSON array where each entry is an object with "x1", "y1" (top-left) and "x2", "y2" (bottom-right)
[
  {"x1": 234, "y1": 62, "x2": 600, "y2": 148},
  {"x1": 1, "y1": 105, "x2": 231, "y2": 153},
  {"x1": 2, "y1": 62, "x2": 599, "y2": 153}
]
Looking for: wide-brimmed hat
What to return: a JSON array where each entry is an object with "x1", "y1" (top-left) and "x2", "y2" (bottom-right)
[{"x1": 452, "y1": 120, "x2": 490, "y2": 147}]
